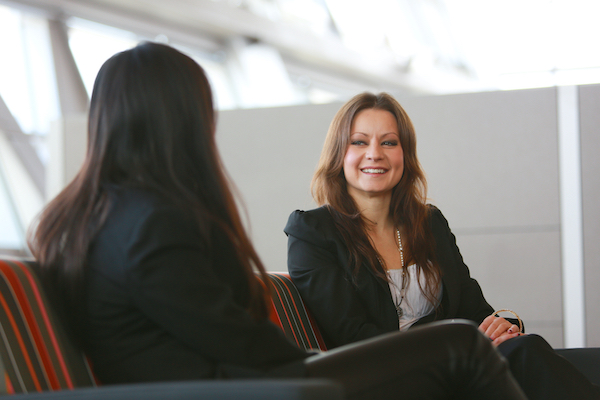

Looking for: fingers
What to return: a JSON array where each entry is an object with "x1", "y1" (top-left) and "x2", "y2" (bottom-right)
[
  {"x1": 478, "y1": 315, "x2": 495, "y2": 332},
  {"x1": 478, "y1": 315, "x2": 517, "y2": 341}
]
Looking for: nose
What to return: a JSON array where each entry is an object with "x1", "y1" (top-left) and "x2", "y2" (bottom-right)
[{"x1": 366, "y1": 143, "x2": 383, "y2": 160}]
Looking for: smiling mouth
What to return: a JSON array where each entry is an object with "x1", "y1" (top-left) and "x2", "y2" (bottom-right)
[{"x1": 361, "y1": 168, "x2": 387, "y2": 174}]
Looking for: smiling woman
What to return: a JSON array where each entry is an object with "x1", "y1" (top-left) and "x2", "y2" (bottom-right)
[{"x1": 285, "y1": 91, "x2": 600, "y2": 400}]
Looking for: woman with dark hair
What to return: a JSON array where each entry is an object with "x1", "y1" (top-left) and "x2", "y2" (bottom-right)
[
  {"x1": 29, "y1": 43, "x2": 526, "y2": 399},
  {"x1": 285, "y1": 92, "x2": 600, "y2": 400}
]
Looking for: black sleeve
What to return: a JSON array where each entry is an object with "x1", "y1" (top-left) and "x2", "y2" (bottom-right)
[
  {"x1": 126, "y1": 205, "x2": 309, "y2": 371},
  {"x1": 430, "y1": 206, "x2": 495, "y2": 325},
  {"x1": 285, "y1": 209, "x2": 391, "y2": 348}
]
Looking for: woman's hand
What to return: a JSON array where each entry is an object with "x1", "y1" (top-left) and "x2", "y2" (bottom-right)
[{"x1": 478, "y1": 314, "x2": 522, "y2": 346}]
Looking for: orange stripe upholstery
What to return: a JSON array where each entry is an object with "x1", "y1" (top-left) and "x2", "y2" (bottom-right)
[
  {"x1": 0, "y1": 259, "x2": 96, "y2": 394},
  {"x1": 0, "y1": 258, "x2": 326, "y2": 395},
  {"x1": 264, "y1": 273, "x2": 326, "y2": 351}
]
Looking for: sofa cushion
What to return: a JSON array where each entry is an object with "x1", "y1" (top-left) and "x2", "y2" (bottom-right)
[{"x1": 0, "y1": 259, "x2": 96, "y2": 393}]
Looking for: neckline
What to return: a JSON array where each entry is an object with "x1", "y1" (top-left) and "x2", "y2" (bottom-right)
[{"x1": 387, "y1": 264, "x2": 417, "y2": 273}]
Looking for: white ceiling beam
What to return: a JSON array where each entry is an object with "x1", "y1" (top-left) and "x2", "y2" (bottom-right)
[
  {"x1": 48, "y1": 18, "x2": 89, "y2": 115},
  {"x1": 1, "y1": 0, "x2": 476, "y2": 94},
  {"x1": 0, "y1": 93, "x2": 44, "y2": 196}
]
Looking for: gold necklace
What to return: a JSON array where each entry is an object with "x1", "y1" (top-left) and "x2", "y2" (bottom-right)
[
  {"x1": 376, "y1": 228, "x2": 407, "y2": 318},
  {"x1": 393, "y1": 228, "x2": 407, "y2": 319}
]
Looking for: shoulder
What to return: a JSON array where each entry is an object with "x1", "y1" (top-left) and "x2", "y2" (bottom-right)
[
  {"x1": 425, "y1": 205, "x2": 460, "y2": 252},
  {"x1": 107, "y1": 186, "x2": 191, "y2": 222},
  {"x1": 426, "y1": 204, "x2": 450, "y2": 230},
  {"x1": 284, "y1": 206, "x2": 338, "y2": 244},
  {"x1": 107, "y1": 185, "x2": 171, "y2": 213},
  {"x1": 286, "y1": 206, "x2": 334, "y2": 225},
  {"x1": 89, "y1": 186, "x2": 208, "y2": 279},
  {"x1": 100, "y1": 186, "x2": 203, "y2": 252}
]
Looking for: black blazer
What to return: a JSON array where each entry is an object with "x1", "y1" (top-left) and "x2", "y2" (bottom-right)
[
  {"x1": 285, "y1": 206, "x2": 495, "y2": 349},
  {"x1": 85, "y1": 186, "x2": 308, "y2": 384}
]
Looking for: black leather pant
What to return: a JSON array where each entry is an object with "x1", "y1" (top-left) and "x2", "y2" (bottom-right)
[
  {"x1": 498, "y1": 334, "x2": 600, "y2": 400},
  {"x1": 305, "y1": 320, "x2": 526, "y2": 400}
]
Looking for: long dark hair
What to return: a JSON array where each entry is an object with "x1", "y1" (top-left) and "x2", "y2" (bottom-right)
[
  {"x1": 312, "y1": 92, "x2": 440, "y2": 304},
  {"x1": 28, "y1": 42, "x2": 270, "y2": 341}
]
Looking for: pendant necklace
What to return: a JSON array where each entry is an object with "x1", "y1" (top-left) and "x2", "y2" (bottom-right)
[{"x1": 393, "y1": 228, "x2": 407, "y2": 319}]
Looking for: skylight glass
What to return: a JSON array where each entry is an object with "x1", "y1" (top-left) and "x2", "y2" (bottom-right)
[
  {"x1": 67, "y1": 18, "x2": 138, "y2": 96},
  {"x1": 0, "y1": 6, "x2": 59, "y2": 135}
]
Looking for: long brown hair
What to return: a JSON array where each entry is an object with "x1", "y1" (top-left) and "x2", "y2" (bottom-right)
[
  {"x1": 312, "y1": 92, "x2": 440, "y2": 304},
  {"x1": 28, "y1": 42, "x2": 270, "y2": 342}
]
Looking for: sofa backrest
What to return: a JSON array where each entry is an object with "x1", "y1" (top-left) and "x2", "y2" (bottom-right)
[
  {"x1": 264, "y1": 273, "x2": 327, "y2": 351},
  {"x1": 0, "y1": 259, "x2": 96, "y2": 393},
  {"x1": 0, "y1": 257, "x2": 326, "y2": 394}
]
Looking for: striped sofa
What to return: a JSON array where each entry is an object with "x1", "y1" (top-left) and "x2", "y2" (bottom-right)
[
  {"x1": 0, "y1": 259, "x2": 96, "y2": 393},
  {"x1": 1, "y1": 257, "x2": 598, "y2": 398},
  {"x1": 263, "y1": 273, "x2": 326, "y2": 352},
  {"x1": 0, "y1": 258, "x2": 340, "y2": 399}
]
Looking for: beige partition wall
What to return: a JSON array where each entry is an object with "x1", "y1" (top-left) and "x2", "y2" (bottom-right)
[
  {"x1": 580, "y1": 84, "x2": 600, "y2": 347},
  {"x1": 216, "y1": 86, "x2": 596, "y2": 348},
  {"x1": 400, "y1": 88, "x2": 563, "y2": 346},
  {"x1": 216, "y1": 102, "x2": 340, "y2": 266}
]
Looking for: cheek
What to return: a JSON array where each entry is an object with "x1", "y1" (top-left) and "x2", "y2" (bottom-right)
[
  {"x1": 343, "y1": 148, "x2": 361, "y2": 169},
  {"x1": 342, "y1": 151, "x2": 358, "y2": 181},
  {"x1": 342, "y1": 152, "x2": 350, "y2": 172}
]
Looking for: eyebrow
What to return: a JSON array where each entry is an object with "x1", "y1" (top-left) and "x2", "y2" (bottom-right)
[{"x1": 350, "y1": 132, "x2": 399, "y2": 137}]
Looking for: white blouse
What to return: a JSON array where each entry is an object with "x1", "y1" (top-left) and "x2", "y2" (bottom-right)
[{"x1": 387, "y1": 265, "x2": 442, "y2": 331}]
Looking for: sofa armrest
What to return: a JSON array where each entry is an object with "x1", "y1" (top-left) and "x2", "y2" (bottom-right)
[
  {"x1": 8, "y1": 379, "x2": 343, "y2": 400},
  {"x1": 555, "y1": 348, "x2": 600, "y2": 386}
]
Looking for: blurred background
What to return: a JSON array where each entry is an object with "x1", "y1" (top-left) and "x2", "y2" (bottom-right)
[
  {"x1": 0, "y1": 0, "x2": 598, "y2": 348},
  {"x1": 2, "y1": 0, "x2": 600, "y2": 253}
]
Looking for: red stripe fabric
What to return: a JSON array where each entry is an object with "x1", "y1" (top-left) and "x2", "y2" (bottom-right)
[
  {"x1": 3, "y1": 262, "x2": 59, "y2": 390},
  {"x1": 273, "y1": 273, "x2": 327, "y2": 350},
  {"x1": 5, "y1": 372, "x2": 14, "y2": 394},
  {"x1": 259, "y1": 276, "x2": 284, "y2": 329},
  {"x1": 0, "y1": 290, "x2": 42, "y2": 391},
  {"x1": 18, "y1": 261, "x2": 74, "y2": 389},
  {"x1": 270, "y1": 275, "x2": 315, "y2": 348},
  {"x1": 0, "y1": 259, "x2": 96, "y2": 393},
  {"x1": 265, "y1": 273, "x2": 326, "y2": 351},
  {"x1": 0, "y1": 257, "x2": 328, "y2": 394},
  {"x1": 269, "y1": 275, "x2": 308, "y2": 348},
  {"x1": 271, "y1": 283, "x2": 302, "y2": 346}
]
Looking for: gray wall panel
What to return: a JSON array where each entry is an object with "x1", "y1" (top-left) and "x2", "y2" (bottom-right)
[
  {"x1": 401, "y1": 88, "x2": 563, "y2": 347},
  {"x1": 400, "y1": 88, "x2": 560, "y2": 230},
  {"x1": 217, "y1": 103, "x2": 339, "y2": 271},
  {"x1": 455, "y1": 229, "x2": 563, "y2": 347},
  {"x1": 580, "y1": 84, "x2": 600, "y2": 346}
]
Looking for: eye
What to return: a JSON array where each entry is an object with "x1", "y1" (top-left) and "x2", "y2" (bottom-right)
[
  {"x1": 382, "y1": 140, "x2": 398, "y2": 146},
  {"x1": 350, "y1": 140, "x2": 367, "y2": 146}
]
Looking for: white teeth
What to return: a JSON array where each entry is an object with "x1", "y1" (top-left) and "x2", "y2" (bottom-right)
[{"x1": 361, "y1": 168, "x2": 386, "y2": 173}]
